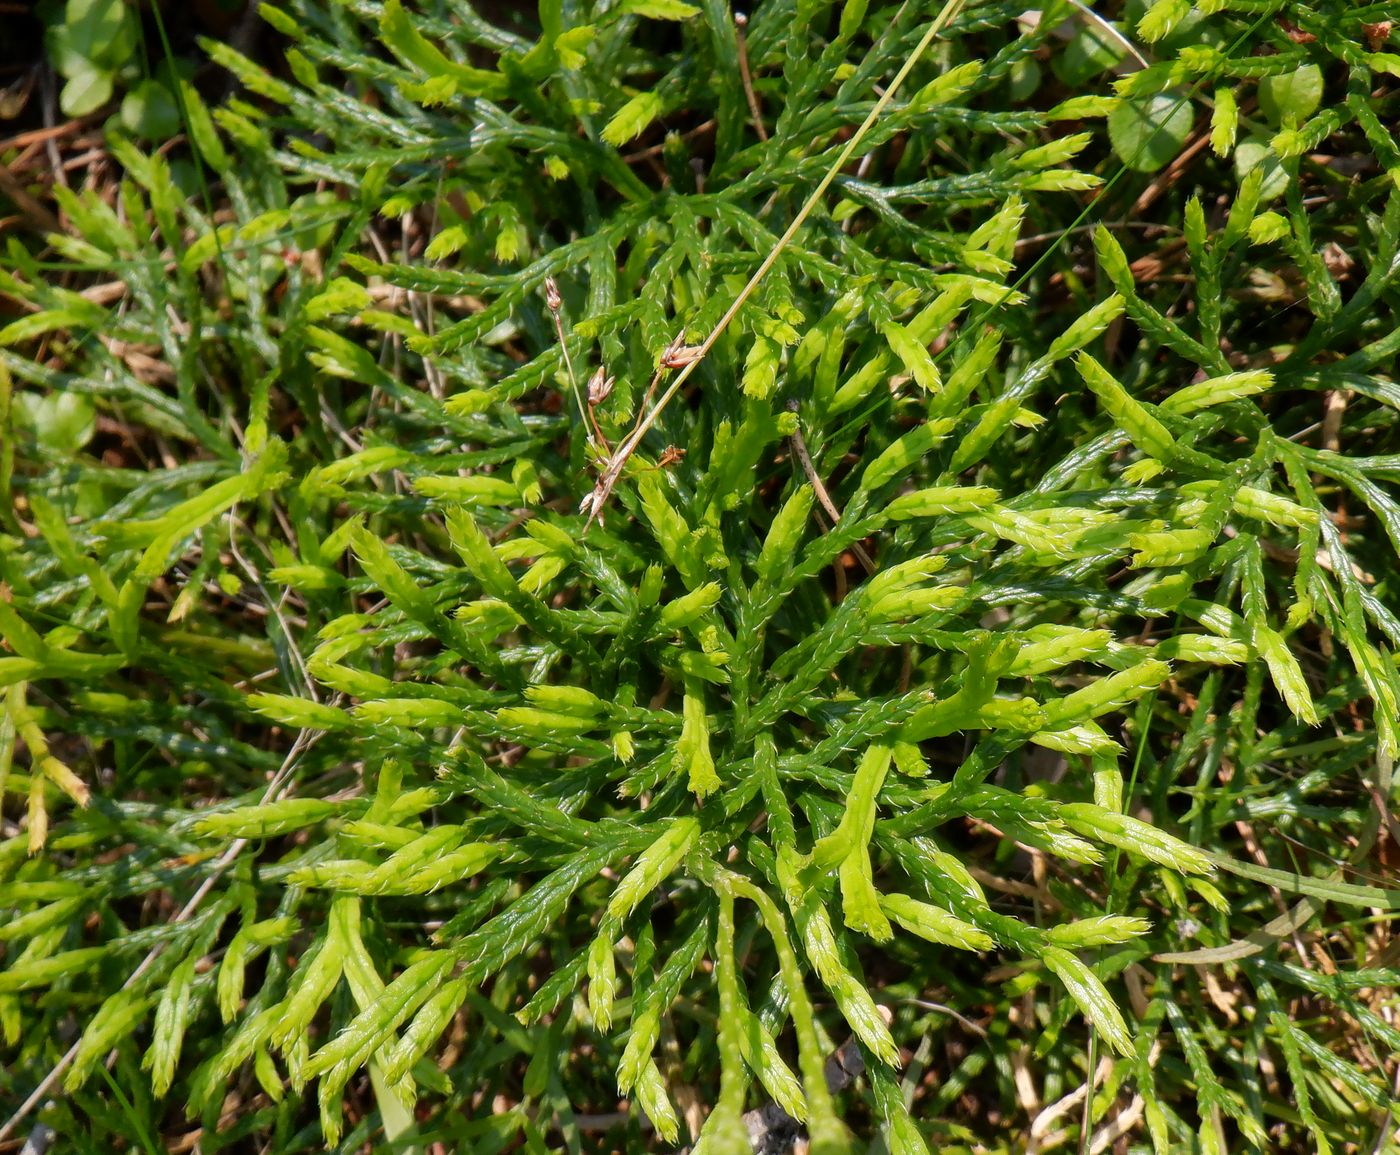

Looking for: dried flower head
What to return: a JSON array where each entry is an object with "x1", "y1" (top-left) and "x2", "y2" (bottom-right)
[
  {"x1": 660, "y1": 337, "x2": 704, "y2": 369},
  {"x1": 1363, "y1": 21, "x2": 1393, "y2": 50},
  {"x1": 587, "y1": 367, "x2": 616, "y2": 406},
  {"x1": 580, "y1": 484, "x2": 606, "y2": 528},
  {"x1": 544, "y1": 276, "x2": 562, "y2": 312}
]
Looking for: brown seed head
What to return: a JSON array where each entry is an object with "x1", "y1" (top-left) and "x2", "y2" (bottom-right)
[
  {"x1": 544, "y1": 276, "x2": 562, "y2": 312},
  {"x1": 660, "y1": 338, "x2": 704, "y2": 369},
  {"x1": 587, "y1": 367, "x2": 615, "y2": 406},
  {"x1": 1363, "y1": 21, "x2": 1393, "y2": 50}
]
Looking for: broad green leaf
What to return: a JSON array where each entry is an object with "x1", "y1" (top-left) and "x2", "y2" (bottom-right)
[
  {"x1": 63, "y1": 0, "x2": 137, "y2": 64},
  {"x1": 60, "y1": 68, "x2": 113, "y2": 118},
  {"x1": 1257, "y1": 64, "x2": 1323, "y2": 125},
  {"x1": 11, "y1": 390, "x2": 97, "y2": 454},
  {"x1": 1234, "y1": 139, "x2": 1289, "y2": 200},
  {"x1": 119, "y1": 79, "x2": 181, "y2": 140},
  {"x1": 1108, "y1": 93, "x2": 1194, "y2": 173},
  {"x1": 1055, "y1": 20, "x2": 1127, "y2": 85}
]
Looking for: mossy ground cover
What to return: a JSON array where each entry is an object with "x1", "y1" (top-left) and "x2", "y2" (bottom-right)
[{"x1": 1, "y1": 1, "x2": 1399, "y2": 1151}]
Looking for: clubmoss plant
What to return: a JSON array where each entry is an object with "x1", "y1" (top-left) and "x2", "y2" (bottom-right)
[{"x1": 1, "y1": 0, "x2": 1399, "y2": 1151}]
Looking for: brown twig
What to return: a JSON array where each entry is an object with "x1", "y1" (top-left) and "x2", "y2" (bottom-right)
[
  {"x1": 734, "y1": 13, "x2": 768, "y2": 143},
  {"x1": 0, "y1": 118, "x2": 96, "y2": 155}
]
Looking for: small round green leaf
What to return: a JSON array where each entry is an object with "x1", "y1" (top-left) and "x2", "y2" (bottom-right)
[
  {"x1": 59, "y1": 66, "x2": 113, "y2": 117},
  {"x1": 119, "y1": 79, "x2": 181, "y2": 140},
  {"x1": 1008, "y1": 58, "x2": 1042, "y2": 103},
  {"x1": 1257, "y1": 64, "x2": 1323, "y2": 125},
  {"x1": 13, "y1": 390, "x2": 97, "y2": 454},
  {"x1": 1234, "y1": 139, "x2": 1289, "y2": 200},
  {"x1": 64, "y1": 0, "x2": 131, "y2": 62},
  {"x1": 1108, "y1": 92, "x2": 1194, "y2": 173},
  {"x1": 44, "y1": 24, "x2": 90, "y2": 80},
  {"x1": 1054, "y1": 22, "x2": 1127, "y2": 86}
]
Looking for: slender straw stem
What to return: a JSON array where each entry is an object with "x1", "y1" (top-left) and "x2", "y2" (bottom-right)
[{"x1": 550, "y1": 311, "x2": 587, "y2": 429}]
